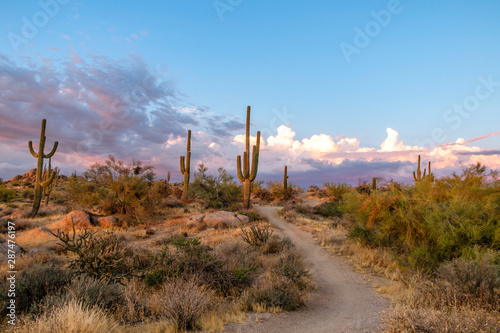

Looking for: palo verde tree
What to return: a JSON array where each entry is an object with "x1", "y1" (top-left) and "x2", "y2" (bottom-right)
[
  {"x1": 237, "y1": 106, "x2": 261, "y2": 209},
  {"x1": 28, "y1": 119, "x2": 58, "y2": 217}
]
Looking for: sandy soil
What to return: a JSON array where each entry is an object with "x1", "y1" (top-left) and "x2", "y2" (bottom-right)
[{"x1": 224, "y1": 205, "x2": 389, "y2": 333}]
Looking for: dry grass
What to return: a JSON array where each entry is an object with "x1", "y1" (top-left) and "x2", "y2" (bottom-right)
[{"x1": 18, "y1": 300, "x2": 120, "y2": 333}]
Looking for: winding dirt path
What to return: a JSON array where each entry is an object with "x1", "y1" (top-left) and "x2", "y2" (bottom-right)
[{"x1": 225, "y1": 205, "x2": 389, "y2": 333}]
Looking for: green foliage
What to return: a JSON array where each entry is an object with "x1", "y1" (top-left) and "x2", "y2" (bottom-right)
[
  {"x1": 191, "y1": 163, "x2": 242, "y2": 209},
  {"x1": 43, "y1": 225, "x2": 149, "y2": 284},
  {"x1": 241, "y1": 225, "x2": 273, "y2": 247},
  {"x1": 323, "y1": 182, "x2": 351, "y2": 200},
  {"x1": 266, "y1": 180, "x2": 295, "y2": 199},
  {"x1": 315, "y1": 201, "x2": 342, "y2": 218},
  {"x1": 67, "y1": 155, "x2": 161, "y2": 223},
  {"x1": 0, "y1": 185, "x2": 16, "y2": 202},
  {"x1": 144, "y1": 236, "x2": 233, "y2": 294},
  {"x1": 342, "y1": 163, "x2": 500, "y2": 271}
]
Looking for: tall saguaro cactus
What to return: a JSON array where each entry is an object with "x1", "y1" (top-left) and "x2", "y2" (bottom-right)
[
  {"x1": 237, "y1": 106, "x2": 261, "y2": 209},
  {"x1": 284, "y1": 165, "x2": 289, "y2": 199},
  {"x1": 180, "y1": 130, "x2": 191, "y2": 198},
  {"x1": 29, "y1": 119, "x2": 58, "y2": 217},
  {"x1": 413, "y1": 155, "x2": 433, "y2": 183}
]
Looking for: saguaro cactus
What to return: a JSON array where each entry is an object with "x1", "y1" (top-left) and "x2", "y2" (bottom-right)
[
  {"x1": 180, "y1": 130, "x2": 191, "y2": 198},
  {"x1": 237, "y1": 106, "x2": 261, "y2": 209},
  {"x1": 284, "y1": 165, "x2": 289, "y2": 199},
  {"x1": 372, "y1": 177, "x2": 377, "y2": 193},
  {"x1": 29, "y1": 119, "x2": 58, "y2": 217},
  {"x1": 413, "y1": 155, "x2": 433, "y2": 183},
  {"x1": 43, "y1": 158, "x2": 56, "y2": 206}
]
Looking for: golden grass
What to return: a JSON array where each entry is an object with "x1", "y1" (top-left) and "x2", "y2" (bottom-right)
[{"x1": 18, "y1": 300, "x2": 120, "y2": 333}]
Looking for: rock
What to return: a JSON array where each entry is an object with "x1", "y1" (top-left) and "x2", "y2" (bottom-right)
[
  {"x1": 61, "y1": 210, "x2": 100, "y2": 229},
  {"x1": 0, "y1": 242, "x2": 25, "y2": 263},
  {"x1": 188, "y1": 214, "x2": 205, "y2": 224},
  {"x1": 98, "y1": 216, "x2": 120, "y2": 228},
  {"x1": 8, "y1": 175, "x2": 21, "y2": 182},
  {"x1": 203, "y1": 211, "x2": 247, "y2": 229},
  {"x1": 236, "y1": 214, "x2": 250, "y2": 224},
  {"x1": 28, "y1": 169, "x2": 36, "y2": 177}
]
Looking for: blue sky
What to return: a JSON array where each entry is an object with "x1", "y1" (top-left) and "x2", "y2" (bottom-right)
[{"x1": 1, "y1": 0, "x2": 499, "y2": 186}]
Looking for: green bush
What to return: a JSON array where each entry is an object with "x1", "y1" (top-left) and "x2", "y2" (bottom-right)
[
  {"x1": 66, "y1": 155, "x2": 161, "y2": 224},
  {"x1": 266, "y1": 180, "x2": 294, "y2": 200},
  {"x1": 191, "y1": 164, "x2": 242, "y2": 209},
  {"x1": 342, "y1": 163, "x2": 500, "y2": 271},
  {"x1": 144, "y1": 236, "x2": 233, "y2": 295},
  {"x1": 0, "y1": 185, "x2": 16, "y2": 202},
  {"x1": 323, "y1": 182, "x2": 351, "y2": 200}
]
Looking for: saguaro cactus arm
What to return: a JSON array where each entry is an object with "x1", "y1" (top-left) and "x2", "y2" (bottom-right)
[{"x1": 28, "y1": 141, "x2": 38, "y2": 158}]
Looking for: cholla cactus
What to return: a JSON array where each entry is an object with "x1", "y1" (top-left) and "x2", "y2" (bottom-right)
[
  {"x1": 237, "y1": 106, "x2": 261, "y2": 209},
  {"x1": 28, "y1": 119, "x2": 58, "y2": 217}
]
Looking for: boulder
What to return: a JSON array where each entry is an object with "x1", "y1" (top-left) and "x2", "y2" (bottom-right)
[
  {"x1": 60, "y1": 210, "x2": 100, "y2": 229},
  {"x1": 0, "y1": 242, "x2": 25, "y2": 263},
  {"x1": 98, "y1": 216, "x2": 120, "y2": 228},
  {"x1": 28, "y1": 169, "x2": 37, "y2": 177},
  {"x1": 203, "y1": 211, "x2": 249, "y2": 229},
  {"x1": 188, "y1": 214, "x2": 205, "y2": 224}
]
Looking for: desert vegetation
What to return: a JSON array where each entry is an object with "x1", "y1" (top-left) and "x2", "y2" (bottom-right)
[
  {"x1": 1, "y1": 115, "x2": 499, "y2": 332},
  {"x1": 279, "y1": 161, "x2": 500, "y2": 332},
  {"x1": 0, "y1": 150, "x2": 312, "y2": 332}
]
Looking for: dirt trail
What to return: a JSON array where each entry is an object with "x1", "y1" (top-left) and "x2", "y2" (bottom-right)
[{"x1": 225, "y1": 205, "x2": 389, "y2": 333}]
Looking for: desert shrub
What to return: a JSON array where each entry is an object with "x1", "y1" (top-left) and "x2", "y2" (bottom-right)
[
  {"x1": 383, "y1": 257, "x2": 500, "y2": 332},
  {"x1": 272, "y1": 252, "x2": 310, "y2": 289},
  {"x1": 384, "y1": 305, "x2": 500, "y2": 333},
  {"x1": 66, "y1": 155, "x2": 161, "y2": 224},
  {"x1": 242, "y1": 274, "x2": 305, "y2": 311},
  {"x1": 44, "y1": 226, "x2": 148, "y2": 284},
  {"x1": 0, "y1": 185, "x2": 16, "y2": 202},
  {"x1": 261, "y1": 235, "x2": 293, "y2": 254},
  {"x1": 145, "y1": 236, "x2": 233, "y2": 295},
  {"x1": 253, "y1": 187, "x2": 273, "y2": 202},
  {"x1": 266, "y1": 180, "x2": 294, "y2": 200},
  {"x1": 158, "y1": 278, "x2": 214, "y2": 331},
  {"x1": 342, "y1": 163, "x2": 500, "y2": 271},
  {"x1": 191, "y1": 164, "x2": 242, "y2": 209},
  {"x1": 241, "y1": 225, "x2": 273, "y2": 247},
  {"x1": 20, "y1": 187, "x2": 34, "y2": 200},
  {"x1": 314, "y1": 201, "x2": 342, "y2": 218},
  {"x1": 63, "y1": 275, "x2": 125, "y2": 311},
  {"x1": 323, "y1": 182, "x2": 351, "y2": 200},
  {"x1": 0, "y1": 264, "x2": 73, "y2": 318},
  {"x1": 18, "y1": 300, "x2": 120, "y2": 333}
]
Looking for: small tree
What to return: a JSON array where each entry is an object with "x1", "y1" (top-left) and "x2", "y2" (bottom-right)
[{"x1": 191, "y1": 164, "x2": 242, "y2": 209}]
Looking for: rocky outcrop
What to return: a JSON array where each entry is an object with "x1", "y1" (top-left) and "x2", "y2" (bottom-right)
[
  {"x1": 187, "y1": 211, "x2": 249, "y2": 229},
  {"x1": 60, "y1": 210, "x2": 120, "y2": 229}
]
